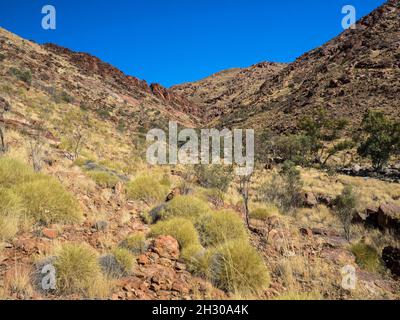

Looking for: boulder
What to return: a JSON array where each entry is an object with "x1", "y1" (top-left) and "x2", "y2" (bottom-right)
[
  {"x1": 377, "y1": 203, "x2": 400, "y2": 235},
  {"x1": 42, "y1": 228, "x2": 57, "y2": 239},
  {"x1": 382, "y1": 246, "x2": 400, "y2": 276},
  {"x1": 303, "y1": 192, "x2": 318, "y2": 207},
  {"x1": 152, "y1": 235, "x2": 180, "y2": 260}
]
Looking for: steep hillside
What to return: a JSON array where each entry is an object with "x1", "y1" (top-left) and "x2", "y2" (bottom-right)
[
  {"x1": 171, "y1": 62, "x2": 286, "y2": 123},
  {"x1": 0, "y1": 27, "x2": 201, "y2": 136}
]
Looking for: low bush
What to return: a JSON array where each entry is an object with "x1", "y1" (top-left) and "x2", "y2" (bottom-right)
[
  {"x1": 193, "y1": 165, "x2": 234, "y2": 192},
  {"x1": 195, "y1": 210, "x2": 248, "y2": 247},
  {"x1": 126, "y1": 176, "x2": 167, "y2": 204},
  {"x1": 197, "y1": 188, "x2": 225, "y2": 207},
  {"x1": 10, "y1": 67, "x2": 32, "y2": 85},
  {"x1": 14, "y1": 177, "x2": 82, "y2": 224},
  {"x1": 160, "y1": 195, "x2": 210, "y2": 221},
  {"x1": 86, "y1": 171, "x2": 119, "y2": 188},
  {"x1": 258, "y1": 161, "x2": 303, "y2": 213},
  {"x1": 207, "y1": 240, "x2": 270, "y2": 293},
  {"x1": 351, "y1": 242, "x2": 383, "y2": 273}
]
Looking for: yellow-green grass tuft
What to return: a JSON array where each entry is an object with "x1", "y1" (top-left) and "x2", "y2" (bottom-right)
[
  {"x1": 14, "y1": 177, "x2": 82, "y2": 224},
  {"x1": 126, "y1": 175, "x2": 167, "y2": 204},
  {"x1": 54, "y1": 243, "x2": 110, "y2": 297},
  {"x1": 195, "y1": 209, "x2": 248, "y2": 247},
  {"x1": 151, "y1": 217, "x2": 202, "y2": 251},
  {"x1": 121, "y1": 233, "x2": 148, "y2": 254},
  {"x1": 86, "y1": 170, "x2": 119, "y2": 188},
  {"x1": 160, "y1": 195, "x2": 210, "y2": 222},
  {"x1": 351, "y1": 242, "x2": 384, "y2": 273},
  {"x1": 207, "y1": 240, "x2": 270, "y2": 294},
  {"x1": 0, "y1": 157, "x2": 35, "y2": 188},
  {"x1": 0, "y1": 188, "x2": 23, "y2": 240},
  {"x1": 250, "y1": 204, "x2": 280, "y2": 220}
]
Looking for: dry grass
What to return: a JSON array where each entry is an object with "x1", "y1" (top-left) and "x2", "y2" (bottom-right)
[
  {"x1": 4, "y1": 265, "x2": 34, "y2": 297},
  {"x1": 295, "y1": 204, "x2": 341, "y2": 230},
  {"x1": 301, "y1": 168, "x2": 400, "y2": 209}
]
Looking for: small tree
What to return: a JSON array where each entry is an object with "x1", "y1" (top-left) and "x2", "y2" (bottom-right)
[
  {"x1": 26, "y1": 126, "x2": 45, "y2": 172},
  {"x1": 71, "y1": 125, "x2": 85, "y2": 160},
  {"x1": 193, "y1": 164, "x2": 234, "y2": 192},
  {"x1": 333, "y1": 186, "x2": 358, "y2": 241},
  {"x1": 258, "y1": 161, "x2": 303, "y2": 214},
  {"x1": 237, "y1": 172, "x2": 253, "y2": 229},
  {"x1": 0, "y1": 97, "x2": 11, "y2": 154},
  {"x1": 299, "y1": 108, "x2": 348, "y2": 165},
  {"x1": 357, "y1": 111, "x2": 400, "y2": 170}
]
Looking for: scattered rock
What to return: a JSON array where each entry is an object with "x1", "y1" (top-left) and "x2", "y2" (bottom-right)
[
  {"x1": 377, "y1": 203, "x2": 400, "y2": 235},
  {"x1": 42, "y1": 228, "x2": 58, "y2": 239},
  {"x1": 93, "y1": 220, "x2": 108, "y2": 231},
  {"x1": 303, "y1": 192, "x2": 318, "y2": 207},
  {"x1": 151, "y1": 236, "x2": 180, "y2": 260}
]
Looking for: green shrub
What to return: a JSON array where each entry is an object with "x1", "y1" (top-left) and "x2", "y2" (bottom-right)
[
  {"x1": 121, "y1": 233, "x2": 148, "y2": 254},
  {"x1": 357, "y1": 111, "x2": 400, "y2": 170},
  {"x1": 333, "y1": 186, "x2": 358, "y2": 241},
  {"x1": 0, "y1": 188, "x2": 22, "y2": 240},
  {"x1": 195, "y1": 210, "x2": 248, "y2": 247},
  {"x1": 259, "y1": 161, "x2": 303, "y2": 213},
  {"x1": 10, "y1": 67, "x2": 32, "y2": 85},
  {"x1": 250, "y1": 204, "x2": 280, "y2": 220},
  {"x1": 151, "y1": 218, "x2": 201, "y2": 251},
  {"x1": 86, "y1": 171, "x2": 119, "y2": 188},
  {"x1": 54, "y1": 243, "x2": 107, "y2": 296},
  {"x1": 160, "y1": 195, "x2": 209, "y2": 221},
  {"x1": 207, "y1": 240, "x2": 270, "y2": 293},
  {"x1": 193, "y1": 165, "x2": 234, "y2": 192},
  {"x1": 126, "y1": 176, "x2": 167, "y2": 204},
  {"x1": 351, "y1": 243, "x2": 383, "y2": 273},
  {"x1": 0, "y1": 158, "x2": 35, "y2": 188},
  {"x1": 14, "y1": 177, "x2": 82, "y2": 224}
]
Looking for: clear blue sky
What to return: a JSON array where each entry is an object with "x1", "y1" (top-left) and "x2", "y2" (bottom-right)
[{"x1": 0, "y1": 0, "x2": 386, "y2": 87}]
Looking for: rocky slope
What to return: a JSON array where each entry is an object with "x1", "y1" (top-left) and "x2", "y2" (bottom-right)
[
  {"x1": 0, "y1": 28, "x2": 202, "y2": 135},
  {"x1": 174, "y1": 0, "x2": 400, "y2": 132},
  {"x1": 171, "y1": 62, "x2": 286, "y2": 123}
]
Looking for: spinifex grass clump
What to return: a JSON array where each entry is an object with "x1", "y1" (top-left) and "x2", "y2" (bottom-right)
[
  {"x1": 0, "y1": 187, "x2": 23, "y2": 240},
  {"x1": 126, "y1": 175, "x2": 167, "y2": 204},
  {"x1": 206, "y1": 240, "x2": 270, "y2": 294},
  {"x1": 54, "y1": 243, "x2": 111, "y2": 297},
  {"x1": 159, "y1": 195, "x2": 210, "y2": 221},
  {"x1": 86, "y1": 170, "x2": 120, "y2": 188},
  {"x1": 0, "y1": 158, "x2": 82, "y2": 228},
  {"x1": 15, "y1": 177, "x2": 82, "y2": 224},
  {"x1": 351, "y1": 242, "x2": 383, "y2": 273},
  {"x1": 195, "y1": 209, "x2": 248, "y2": 247}
]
